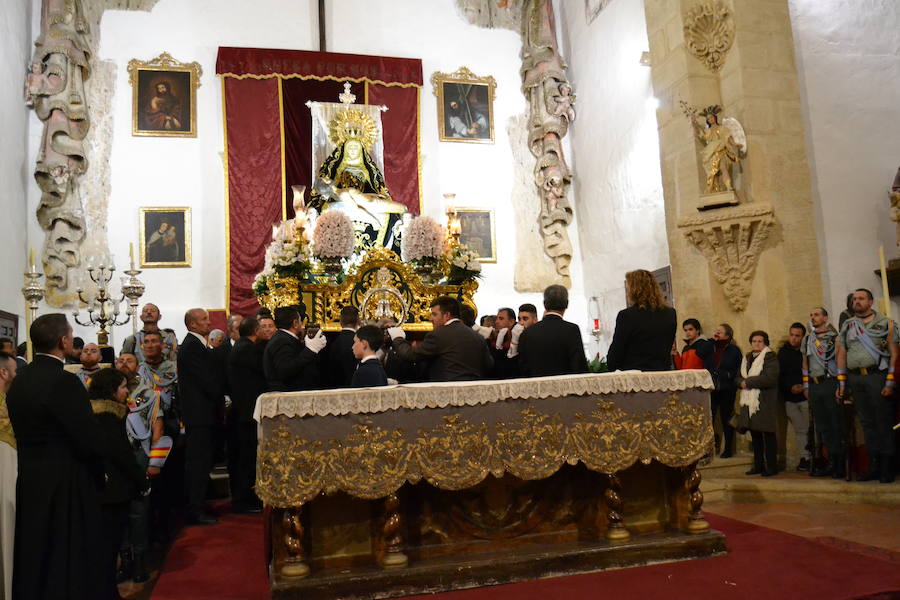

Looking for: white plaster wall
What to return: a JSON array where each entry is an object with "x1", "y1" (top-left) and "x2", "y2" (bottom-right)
[
  {"x1": 557, "y1": 0, "x2": 669, "y2": 358},
  {"x1": 790, "y1": 0, "x2": 900, "y2": 316},
  {"x1": 0, "y1": 0, "x2": 32, "y2": 342},
  {"x1": 57, "y1": 0, "x2": 589, "y2": 345}
]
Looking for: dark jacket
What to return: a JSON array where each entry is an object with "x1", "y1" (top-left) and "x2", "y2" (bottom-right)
[
  {"x1": 607, "y1": 306, "x2": 677, "y2": 372},
  {"x1": 517, "y1": 314, "x2": 588, "y2": 377},
  {"x1": 263, "y1": 330, "x2": 321, "y2": 392},
  {"x1": 351, "y1": 358, "x2": 388, "y2": 388},
  {"x1": 736, "y1": 350, "x2": 780, "y2": 433},
  {"x1": 700, "y1": 339, "x2": 743, "y2": 392},
  {"x1": 91, "y1": 402, "x2": 147, "y2": 504},
  {"x1": 6, "y1": 354, "x2": 105, "y2": 599},
  {"x1": 327, "y1": 329, "x2": 358, "y2": 388},
  {"x1": 674, "y1": 337, "x2": 710, "y2": 370},
  {"x1": 228, "y1": 337, "x2": 267, "y2": 422},
  {"x1": 777, "y1": 343, "x2": 805, "y2": 403},
  {"x1": 391, "y1": 320, "x2": 493, "y2": 382},
  {"x1": 177, "y1": 333, "x2": 221, "y2": 428}
]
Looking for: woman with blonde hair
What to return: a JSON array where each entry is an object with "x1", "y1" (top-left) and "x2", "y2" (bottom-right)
[{"x1": 607, "y1": 269, "x2": 677, "y2": 371}]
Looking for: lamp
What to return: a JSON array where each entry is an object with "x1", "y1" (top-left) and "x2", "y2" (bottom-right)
[{"x1": 73, "y1": 248, "x2": 145, "y2": 347}]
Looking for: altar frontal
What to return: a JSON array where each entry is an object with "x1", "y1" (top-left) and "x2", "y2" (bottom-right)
[{"x1": 254, "y1": 370, "x2": 725, "y2": 598}]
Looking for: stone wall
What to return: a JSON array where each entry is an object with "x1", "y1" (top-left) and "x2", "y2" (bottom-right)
[
  {"x1": 0, "y1": 0, "x2": 31, "y2": 338},
  {"x1": 789, "y1": 0, "x2": 900, "y2": 315},
  {"x1": 643, "y1": 0, "x2": 823, "y2": 345},
  {"x1": 557, "y1": 0, "x2": 669, "y2": 357}
]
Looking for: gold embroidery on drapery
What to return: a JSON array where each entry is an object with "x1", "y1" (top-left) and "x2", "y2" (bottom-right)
[{"x1": 256, "y1": 394, "x2": 712, "y2": 507}]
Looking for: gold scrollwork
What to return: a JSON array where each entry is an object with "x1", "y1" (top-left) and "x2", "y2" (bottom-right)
[{"x1": 257, "y1": 395, "x2": 713, "y2": 508}]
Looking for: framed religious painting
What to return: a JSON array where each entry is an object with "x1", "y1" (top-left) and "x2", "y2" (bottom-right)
[
  {"x1": 127, "y1": 52, "x2": 202, "y2": 137},
  {"x1": 139, "y1": 207, "x2": 192, "y2": 268},
  {"x1": 432, "y1": 67, "x2": 496, "y2": 144},
  {"x1": 451, "y1": 207, "x2": 496, "y2": 262}
]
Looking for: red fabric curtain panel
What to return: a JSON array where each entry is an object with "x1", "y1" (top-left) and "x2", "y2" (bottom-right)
[
  {"x1": 223, "y1": 77, "x2": 282, "y2": 316},
  {"x1": 368, "y1": 83, "x2": 421, "y2": 214}
]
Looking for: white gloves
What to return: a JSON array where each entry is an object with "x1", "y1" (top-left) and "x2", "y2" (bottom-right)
[
  {"x1": 507, "y1": 323, "x2": 525, "y2": 358},
  {"x1": 472, "y1": 324, "x2": 492, "y2": 339},
  {"x1": 495, "y1": 327, "x2": 509, "y2": 349},
  {"x1": 304, "y1": 329, "x2": 327, "y2": 353},
  {"x1": 387, "y1": 326, "x2": 406, "y2": 340}
]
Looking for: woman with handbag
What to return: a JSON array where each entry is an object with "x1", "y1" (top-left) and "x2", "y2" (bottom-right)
[
  {"x1": 736, "y1": 331, "x2": 781, "y2": 476},
  {"x1": 700, "y1": 323, "x2": 742, "y2": 458}
]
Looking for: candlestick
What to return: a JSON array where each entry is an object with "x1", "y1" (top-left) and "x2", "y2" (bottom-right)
[{"x1": 879, "y1": 245, "x2": 891, "y2": 318}]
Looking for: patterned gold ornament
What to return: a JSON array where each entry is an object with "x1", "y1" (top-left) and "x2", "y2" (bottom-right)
[{"x1": 328, "y1": 108, "x2": 379, "y2": 150}]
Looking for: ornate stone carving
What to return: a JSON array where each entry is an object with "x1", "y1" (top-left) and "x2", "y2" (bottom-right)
[
  {"x1": 682, "y1": 1, "x2": 735, "y2": 73},
  {"x1": 890, "y1": 167, "x2": 900, "y2": 250},
  {"x1": 26, "y1": 0, "x2": 92, "y2": 295},
  {"x1": 521, "y1": 0, "x2": 577, "y2": 278},
  {"x1": 677, "y1": 204, "x2": 775, "y2": 311}
]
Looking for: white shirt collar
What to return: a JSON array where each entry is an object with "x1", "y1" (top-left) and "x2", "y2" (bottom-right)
[
  {"x1": 188, "y1": 331, "x2": 208, "y2": 346},
  {"x1": 360, "y1": 355, "x2": 379, "y2": 363},
  {"x1": 342, "y1": 327, "x2": 357, "y2": 332},
  {"x1": 445, "y1": 318, "x2": 461, "y2": 326},
  {"x1": 36, "y1": 352, "x2": 65, "y2": 364},
  {"x1": 279, "y1": 328, "x2": 299, "y2": 339}
]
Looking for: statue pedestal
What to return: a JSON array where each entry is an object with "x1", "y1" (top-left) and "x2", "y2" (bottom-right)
[{"x1": 697, "y1": 191, "x2": 739, "y2": 211}]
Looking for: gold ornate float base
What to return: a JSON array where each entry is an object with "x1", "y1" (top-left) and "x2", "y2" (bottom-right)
[{"x1": 258, "y1": 247, "x2": 478, "y2": 332}]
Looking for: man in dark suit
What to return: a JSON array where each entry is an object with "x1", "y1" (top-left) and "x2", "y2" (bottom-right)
[
  {"x1": 7, "y1": 314, "x2": 105, "y2": 598},
  {"x1": 351, "y1": 325, "x2": 389, "y2": 387},
  {"x1": 389, "y1": 296, "x2": 493, "y2": 382},
  {"x1": 227, "y1": 316, "x2": 266, "y2": 513},
  {"x1": 518, "y1": 285, "x2": 589, "y2": 377},
  {"x1": 177, "y1": 308, "x2": 221, "y2": 525},
  {"x1": 263, "y1": 306, "x2": 327, "y2": 392},
  {"x1": 327, "y1": 306, "x2": 360, "y2": 388}
]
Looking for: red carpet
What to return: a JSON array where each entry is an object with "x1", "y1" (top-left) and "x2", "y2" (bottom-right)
[{"x1": 152, "y1": 512, "x2": 900, "y2": 600}]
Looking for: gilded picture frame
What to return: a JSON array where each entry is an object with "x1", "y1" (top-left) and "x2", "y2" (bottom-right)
[
  {"x1": 128, "y1": 52, "x2": 202, "y2": 138},
  {"x1": 450, "y1": 207, "x2": 496, "y2": 262},
  {"x1": 432, "y1": 67, "x2": 496, "y2": 144},
  {"x1": 139, "y1": 207, "x2": 192, "y2": 268}
]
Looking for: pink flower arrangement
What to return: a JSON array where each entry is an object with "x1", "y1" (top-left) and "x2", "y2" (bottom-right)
[
  {"x1": 401, "y1": 216, "x2": 445, "y2": 262},
  {"x1": 312, "y1": 209, "x2": 355, "y2": 258}
]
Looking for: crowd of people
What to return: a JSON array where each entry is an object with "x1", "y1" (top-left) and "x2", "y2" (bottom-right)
[{"x1": 0, "y1": 269, "x2": 897, "y2": 599}]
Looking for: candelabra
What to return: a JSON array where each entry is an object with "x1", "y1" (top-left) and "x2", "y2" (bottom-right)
[
  {"x1": 73, "y1": 257, "x2": 145, "y2": 346},
  {"x1": 21, "y1": 249, "x2": 46, "y2": 362}
]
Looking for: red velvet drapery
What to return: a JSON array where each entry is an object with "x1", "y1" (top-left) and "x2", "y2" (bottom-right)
[{"x1": 217, "y1": 47, "x2": 422, "y2": 315}]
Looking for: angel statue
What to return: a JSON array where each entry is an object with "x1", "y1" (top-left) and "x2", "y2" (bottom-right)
[
  {"x1": 309, "y1": 106, "x2": 407, "y2": 250},
  {"x1": 682, "y1": 102, "x2": 747, "y2": 195}
]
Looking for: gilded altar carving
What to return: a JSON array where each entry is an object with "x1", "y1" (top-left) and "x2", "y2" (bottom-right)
[
  {"x1": 678, "y1": 204, "x2": 775, "y2": 311},
  {"x1": 256, "y1": 394, "x2": 713, "y2": 508},
  {"x1": 258, "y1": 247, "x2": 477, "y2": 331},
  {"x1": 682, "y1": 1, "x2": 735, "y2": 73}
]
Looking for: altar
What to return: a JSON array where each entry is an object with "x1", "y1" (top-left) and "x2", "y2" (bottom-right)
[{"x1": 254, "y1": 370, "x2": 726, "y2": 599}]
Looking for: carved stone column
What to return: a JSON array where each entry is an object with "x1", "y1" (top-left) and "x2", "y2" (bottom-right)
[
  {"x1": 684, "y1": 462, "x2": 709, "y2": 534},
  {"x1": 604, "y1": 473, "x2": 630, "y2": 541},
  {"x1": 281, "y1": 506, "x2": 310, "y2": 578},
  {"x1": 643, "y1": 0, "x2": 823, "y2": 340}
]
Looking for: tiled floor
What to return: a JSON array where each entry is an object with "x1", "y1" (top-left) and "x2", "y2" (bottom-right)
[{"x1": 705, "y1": 501, "x2": 900, "y2": 553}]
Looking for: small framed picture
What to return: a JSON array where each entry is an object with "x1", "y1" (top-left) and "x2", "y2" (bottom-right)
[
  {"x1": 432, "y1": 67, "x2": 496, "y2": 144},
  {"x1": 451, "y1": 207, "x2": 496, "y2": 262},
  {"x1": 127, "y1": 52, "x2": 202, "y2": 137},
  {"x1": 139, "y1": 207, "x2": 191, "y2": 268}
]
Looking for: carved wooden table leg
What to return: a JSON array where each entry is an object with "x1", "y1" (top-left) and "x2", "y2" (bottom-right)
[
  {"x1": 685, "y1": 462, "x2": 710, "y2": 534},
  {"x1": 379, "y1": 492, "x2": 408, "y2": 569},
  {"x1": 281, "y1": 505, "x2": 310, "y2": 578},
  {"x1": 604, "y1": 473, "x2": 630, "y2": 541}
]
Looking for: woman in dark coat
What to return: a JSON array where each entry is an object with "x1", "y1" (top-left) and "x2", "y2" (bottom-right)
[
  {"x1": 88, "y1": 369, "x2": 149, "y2": 600},
  {"x1": 607, "y1": 269, "x2": 677, "y2": 372},
  {"x1": 736, "y1": 331, "x2": 780, "y2": 477},
  {"x1": 699, "y1": 323, "x2": 743, "y2": 458}
]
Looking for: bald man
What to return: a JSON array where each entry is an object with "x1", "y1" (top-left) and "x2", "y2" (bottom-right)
[
  {"x1": 75, "y1": 343, "x2": 102, "y2": 388},
  {"x1": 177, "y1": 309, "x2": 221, "y2": 525},
  {"x1": 121, "y1": 303, "x2": 179, "y2": 362}
]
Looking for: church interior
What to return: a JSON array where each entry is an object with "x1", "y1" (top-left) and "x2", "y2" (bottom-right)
[{"x1": 1, "y1": 0, "x2": 900, "y2": 599}]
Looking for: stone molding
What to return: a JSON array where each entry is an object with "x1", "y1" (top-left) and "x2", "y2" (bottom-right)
[
  {"x1": 677, "y1": 204, "x2": 775, "y2": 311},
  {"x1": 682, "y1": 1, "x2": 735, "y2": 73}
]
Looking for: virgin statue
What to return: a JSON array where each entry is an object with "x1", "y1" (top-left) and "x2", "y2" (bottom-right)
[{"x1": 310, "y1": 107, "x2": 407, "y2": 250}]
